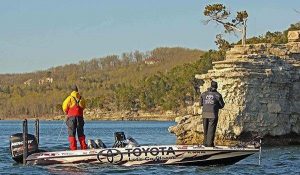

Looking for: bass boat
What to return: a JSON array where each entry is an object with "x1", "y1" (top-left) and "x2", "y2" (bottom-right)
[{"x1": 10, "y1": 132, "x2": 260, "y2": 166}]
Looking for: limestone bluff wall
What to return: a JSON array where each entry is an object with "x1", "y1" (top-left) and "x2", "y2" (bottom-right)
[{"x1": 169, "y1": 37, "x2": 300, "y2": 145}]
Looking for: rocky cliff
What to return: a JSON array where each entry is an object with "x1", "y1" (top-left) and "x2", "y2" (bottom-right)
[{"x1": 169, "y1": 31, "x2": 300, "y2": 145}]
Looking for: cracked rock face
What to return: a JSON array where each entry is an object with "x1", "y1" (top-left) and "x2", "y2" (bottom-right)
[{"x1": 169, "y1": 40, "x2": 300, "y2": 146}]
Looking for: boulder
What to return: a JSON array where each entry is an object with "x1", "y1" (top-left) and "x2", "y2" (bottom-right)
[{"x1": 288, "y1": 31, "x2": 300, "y2": 42}]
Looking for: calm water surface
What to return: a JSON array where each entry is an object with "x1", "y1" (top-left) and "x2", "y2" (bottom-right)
[{"x1": 0, "y1": 120, "x2": 299, "y2": 175}]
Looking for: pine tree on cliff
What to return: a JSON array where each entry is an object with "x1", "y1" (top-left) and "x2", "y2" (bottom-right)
[{"x1": 203, "y1": 3, "x2": 248, "y2": 46}]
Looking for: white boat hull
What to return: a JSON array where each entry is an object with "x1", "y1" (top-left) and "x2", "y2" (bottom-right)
[{"x1": 26, "y1": 145, "x2": 258, "y2": 166}]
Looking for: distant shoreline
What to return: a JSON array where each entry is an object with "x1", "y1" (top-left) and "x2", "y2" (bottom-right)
[
  {"x1": 0, "y1": 110, "x2": 181, "y2": 121},
  {"x1": 0, "y1": 115, "x2": 177, "y2": 122}
]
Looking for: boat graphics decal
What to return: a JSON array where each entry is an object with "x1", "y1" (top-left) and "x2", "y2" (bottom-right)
[
  {"x1": 97, "y1": 146, "x2": 176, "y2": 163},
  {"x1": 97, "y1": 149, "x2": 123, "y2": 163}
]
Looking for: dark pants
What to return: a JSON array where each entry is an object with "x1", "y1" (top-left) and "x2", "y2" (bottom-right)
[
  {"x1": 66, "y1": 116, "x2": 85, "y2": 137},
  {"x1": 203, "y1": 117, "x2": 218, "y2": 147}
]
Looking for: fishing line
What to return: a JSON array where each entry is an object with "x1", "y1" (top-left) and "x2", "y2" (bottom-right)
[{"x1": 56, "y1": 120, "x2": 65, "y2": 142}]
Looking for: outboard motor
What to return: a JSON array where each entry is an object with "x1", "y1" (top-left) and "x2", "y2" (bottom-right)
[
  {"x1": 9, "y1": 133, "x2": 39, "y2": 163},
  {"x1": 112, "y1": 132, "x2": 127, "y2": 148}
]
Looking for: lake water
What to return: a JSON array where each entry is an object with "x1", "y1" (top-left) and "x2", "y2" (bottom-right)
[{"x1": 0, "y1": 120, "x2": 299, "y2": 175}]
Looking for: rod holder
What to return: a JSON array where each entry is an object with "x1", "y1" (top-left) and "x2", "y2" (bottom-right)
[
  {"x1": 35, "y1": 119, "x2": 39, "y2": 146},
  {"x1": 23, "y1": 119, "x2": 28, "y2": 165}
]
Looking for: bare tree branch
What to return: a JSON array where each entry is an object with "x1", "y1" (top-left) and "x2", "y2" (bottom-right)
[{"x1": 213, "y1": 18, "x2": 242, "y2": 32}]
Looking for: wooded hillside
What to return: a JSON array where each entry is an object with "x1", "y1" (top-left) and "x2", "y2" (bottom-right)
[{"x1": 0, "y1": 47, "x2": 206, "y2": 118}]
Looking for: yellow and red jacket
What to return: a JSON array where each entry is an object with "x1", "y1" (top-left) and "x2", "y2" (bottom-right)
[{"x1": 62, "y1": 91, "x2": 86, "y2": 117}]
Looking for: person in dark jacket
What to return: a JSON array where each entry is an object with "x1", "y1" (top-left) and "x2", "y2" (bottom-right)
[{"x1": 200, "y1": 81, "x2": 225, "y2": 147}]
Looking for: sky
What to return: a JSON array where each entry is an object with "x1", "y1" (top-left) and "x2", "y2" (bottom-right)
[{"x1": 0, "y1": 0, "x2": 299, "y2": 74}]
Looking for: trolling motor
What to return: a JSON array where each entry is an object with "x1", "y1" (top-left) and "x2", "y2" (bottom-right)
[
  {"x1": 235, "y1": 136, "x2": 262, "y2": 149},
  {"x1": 234, "y1": 136, "x2": 262, "y2": 165}
]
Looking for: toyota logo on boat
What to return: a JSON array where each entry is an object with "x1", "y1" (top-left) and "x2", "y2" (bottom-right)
[{"x1": 97, "y1": 149, "x2": 123, "y2": 163}]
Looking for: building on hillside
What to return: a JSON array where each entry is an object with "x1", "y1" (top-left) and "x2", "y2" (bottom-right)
[
  {"x1": 38, "y1": 77, "x2": 53, "y2": 85},
  {"x1": 24, "y1": 79, "x2": 33, "y2": 86},
  {"x1": 46, "y1": 77, "x2": 53, "y2": 83},
  {"x1": 38, "y1": 79, "x2": 44, "y2": 85},
  {"x1": 144, "y1": 57, "x2": 160, "y2": 65}
]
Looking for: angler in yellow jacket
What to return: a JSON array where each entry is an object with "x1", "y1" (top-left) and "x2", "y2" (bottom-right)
[{"x1": 62, "y1": 85, "x2": 87, "y2": 150}]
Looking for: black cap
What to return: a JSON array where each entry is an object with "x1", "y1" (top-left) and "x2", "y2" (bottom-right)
[
  {"x1": 211, "y1": 81, "x2": 218, "y2": 89},
  {"x1": 71, "y1": 84, "x2": 78, "y2": 92}
]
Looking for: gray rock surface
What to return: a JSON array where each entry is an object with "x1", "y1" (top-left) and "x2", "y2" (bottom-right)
[
  {"x1": 169, "y1": 39, "x2": 300, "y2": 145},
  {"x1": 288, "y1": 31, "x2": 300, "y2": 42}
]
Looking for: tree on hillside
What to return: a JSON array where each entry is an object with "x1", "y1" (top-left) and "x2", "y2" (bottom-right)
[
  {"x1": 215, "y1": 34, "x2": 232, "y2": 52},
  {"x1": 121, "y1": 53, "x2": 134, "y2": 66},
  {"x1": 204, "y1": 3, "x2": 248, "y2": 46},
  {"x1": 244, "y1": 22, "x2": 300, "y2": 45},
  {"x1": 133, "y1": 50, "x2": 144, "y2": 63}
]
